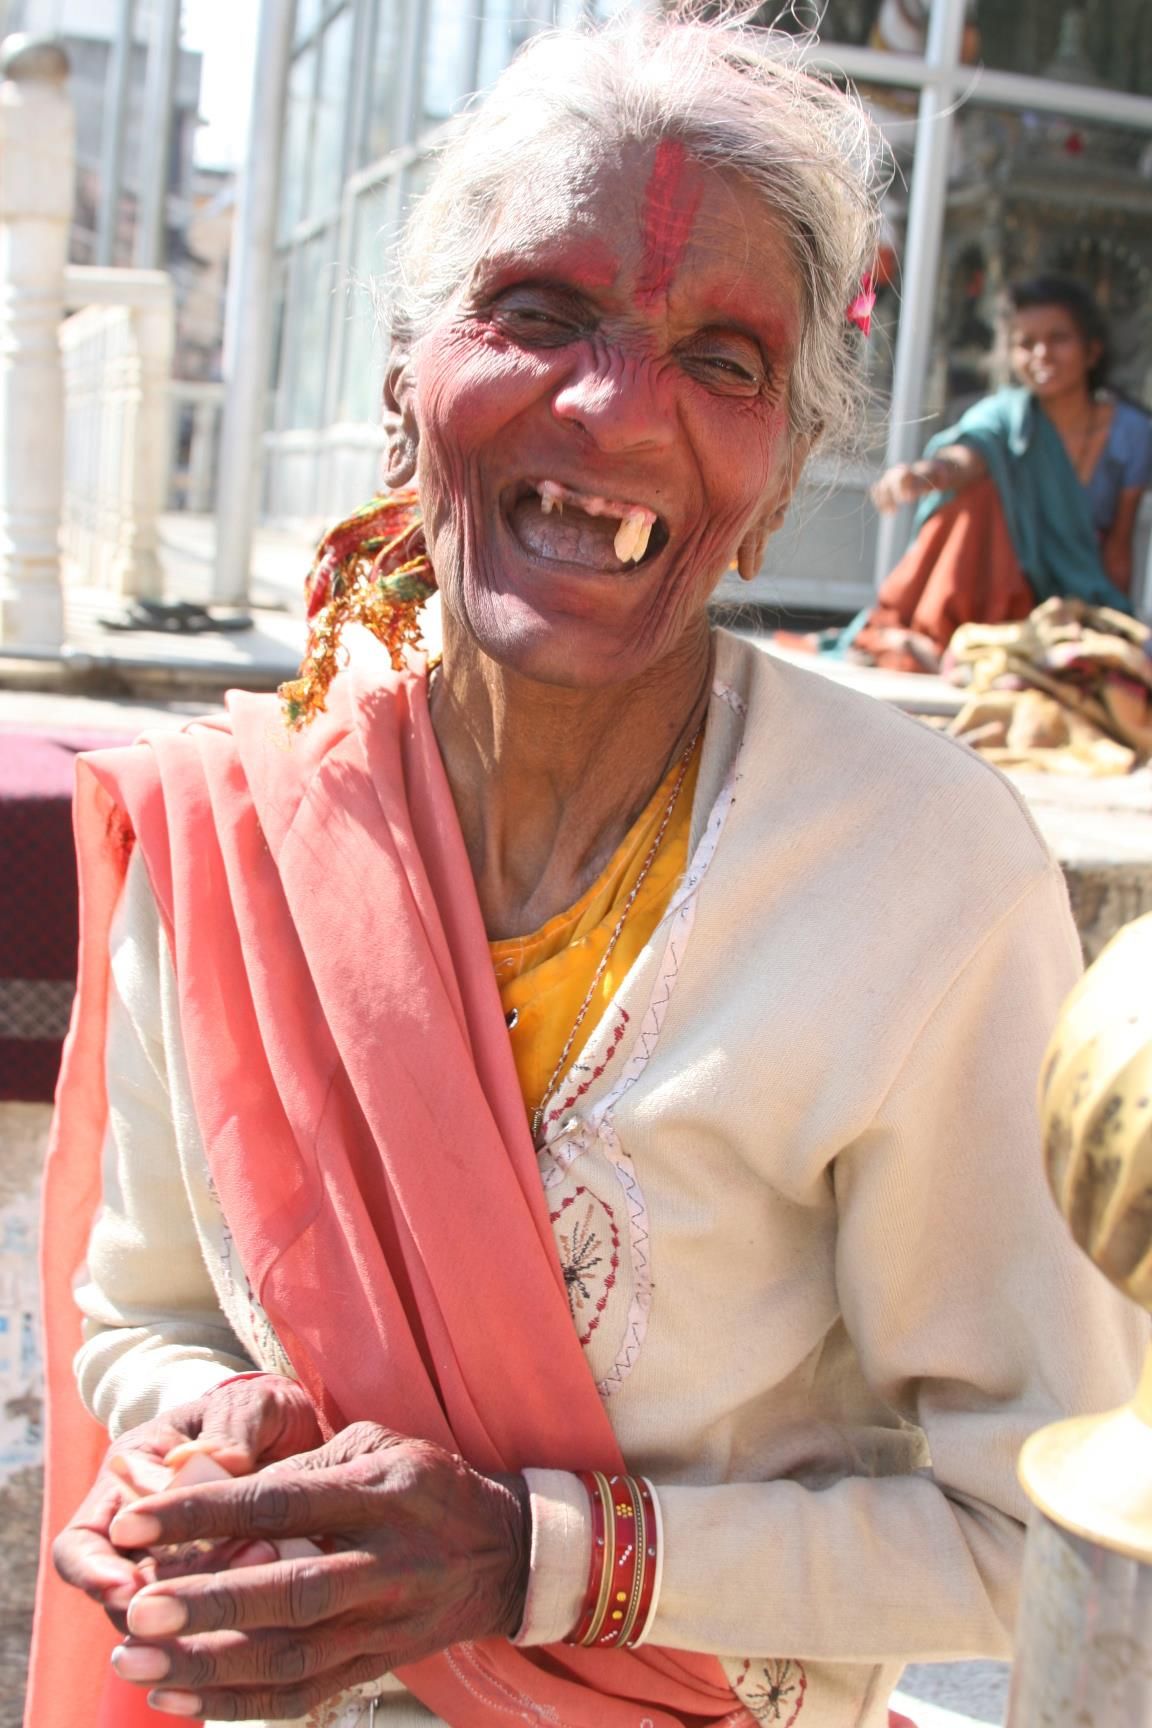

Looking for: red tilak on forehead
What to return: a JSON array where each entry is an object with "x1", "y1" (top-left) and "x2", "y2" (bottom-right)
[{"x1": 635, "y1": 139, "x2": 701, "y2": 307}]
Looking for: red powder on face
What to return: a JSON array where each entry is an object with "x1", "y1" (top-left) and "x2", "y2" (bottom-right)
[{"x1": 635, "y1": 139, "x2": 702, "y2": 308}]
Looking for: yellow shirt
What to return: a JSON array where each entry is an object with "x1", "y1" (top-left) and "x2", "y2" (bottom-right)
[{"x1": 491, "y1": 742, "x2": 701, "y2": 1127}]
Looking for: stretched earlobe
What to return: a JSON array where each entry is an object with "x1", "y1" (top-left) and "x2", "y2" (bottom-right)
[
  {"x1": 381, "y1": 348, "x2": 419, "y2": 489},
  {"x1": 736, "y1": 436, "x2": 812, "y2": 577},
  {"x1": 382, "y1": 424, "x2": 419, "y2": 489},
  {"x1": 736, "y1": 506, "x2": 784, "y2": 581},
  {"x1": 736, "y1": 532, "x2": 768, "y2": 582}
]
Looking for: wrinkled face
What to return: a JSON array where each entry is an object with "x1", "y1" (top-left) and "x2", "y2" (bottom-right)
[
  {"x1": 389, "y1": 139, "x2": 808, "y2": 687},
  {"x1": 1010, "y1": 304, "x2": 1098, "y2": 400}
]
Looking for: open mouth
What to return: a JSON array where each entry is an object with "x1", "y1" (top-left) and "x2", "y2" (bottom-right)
[{"x1": 505, "y1": 479, "x2": 670, "y2": 573}]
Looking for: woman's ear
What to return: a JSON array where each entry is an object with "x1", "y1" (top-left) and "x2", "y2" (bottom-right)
[
  {"x1": 382, "y1": 347, "x2": 419, "y2": 488},
  {"x1": 735, "y1": 435, "x2": 812, "y2": 581}
]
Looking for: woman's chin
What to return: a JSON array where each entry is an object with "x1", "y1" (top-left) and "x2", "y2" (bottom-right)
[
  {"x1": 1026, "y1": 373, "x2": 1083, "y2": 399},
  {"x1": 446, "y1": 581, "x2": 664, "y2": 690}
]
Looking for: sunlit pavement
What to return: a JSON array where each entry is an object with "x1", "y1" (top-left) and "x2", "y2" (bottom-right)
[{"x1": 894, "y1": 1659, "x2": 1009, "y2": 1725}]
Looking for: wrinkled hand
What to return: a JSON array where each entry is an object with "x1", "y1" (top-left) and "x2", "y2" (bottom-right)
[
  {"x1": 53, "y1": 1375, "x2": 322, "y2": 1618},
  {"x1": 104, "y1": 1423, "x2": 531, "y2": 1721},
  {"x1": 870, "y1": 459, "x2": 947, "y2": 513}
]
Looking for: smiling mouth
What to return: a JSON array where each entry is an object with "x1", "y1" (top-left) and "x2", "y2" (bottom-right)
[{"x1": 505, "y1": 479, "x2": 670, "y2": 573}]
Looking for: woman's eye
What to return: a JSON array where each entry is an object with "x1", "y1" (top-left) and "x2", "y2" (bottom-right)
[
  {"x1": 489, "y1": 299, "x2": 583, "y2": 345},
  {"x1": 706, "y1": 355, "x2": 758, "y2": 381},
  {"x1": 681, "y1": 346, "x2": 766, "y2": 394}
]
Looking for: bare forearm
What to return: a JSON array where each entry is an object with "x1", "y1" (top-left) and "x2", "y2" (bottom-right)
[{"x1": 872, "y1": 444, "x2": 987, "y2": 513}]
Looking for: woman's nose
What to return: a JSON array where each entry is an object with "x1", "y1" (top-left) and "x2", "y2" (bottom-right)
[{"x1": 551, "y1": 353, "x2": 676, "y2": 452}]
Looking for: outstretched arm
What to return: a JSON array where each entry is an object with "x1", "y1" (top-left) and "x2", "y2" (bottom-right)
[{"x1": 871, "y1": 443, "x2": 987, "y2": 514}]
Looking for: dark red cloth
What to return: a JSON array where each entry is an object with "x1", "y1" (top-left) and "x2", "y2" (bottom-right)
[
  {"x1": 0, "y1": 727, "x2": 131, "y2": 1103},
  {"x1": 855, "y1": 475, "x2": 1036, "y2": 671}
]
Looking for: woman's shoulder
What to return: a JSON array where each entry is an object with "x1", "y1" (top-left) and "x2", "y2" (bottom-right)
[
  {"x1": 1106, "y1": 397, "x2": 1152, "y2": 470},
  {"x1": 723, "y1": 631, "x2": 1052, "y2": 884},
  {"x1": 1108, "y1": 394, "x2": 1151, "y2": 431}
]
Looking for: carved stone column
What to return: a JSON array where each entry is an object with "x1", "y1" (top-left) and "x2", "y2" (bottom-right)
[{"x1": 0, "y1": 37, "x2": 73, "y2": 649}]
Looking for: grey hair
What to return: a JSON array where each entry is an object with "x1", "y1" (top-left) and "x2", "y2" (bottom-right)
[{"x1": 390, "y1": 8, "x2": 890, "y2": 454}]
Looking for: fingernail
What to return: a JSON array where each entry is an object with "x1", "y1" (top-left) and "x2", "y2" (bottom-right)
[
  {"x1": 127, "y1": 1595, "x2": 187, "y2": 1637},
  {"x1": 112, "y1": 1645, "x2": 170, "y2": 1683},
  {"x1": 103, "y1": 1583, "x2": 137, "y2": 1612},
  {"x1": 148, "y1": 1691, "x2": 202, "y2": 1717},
  {"x1": 110, "y1": 1510, "x2": 161, "y2": 1547}
]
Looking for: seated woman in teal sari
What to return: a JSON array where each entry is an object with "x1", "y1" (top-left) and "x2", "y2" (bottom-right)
[{"x1": 852, "y1": 275, "x2": 1151, "y2": 672}]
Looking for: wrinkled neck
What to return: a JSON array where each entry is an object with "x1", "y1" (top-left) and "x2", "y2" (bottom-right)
[{"x1": 429, "y1": 614, "x2": 712, "y2": 939}]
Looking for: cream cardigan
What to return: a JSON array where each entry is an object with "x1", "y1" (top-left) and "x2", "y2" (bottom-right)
[{"x1": 76, "y1": 630, "x2": 1146, "y2": 1728}]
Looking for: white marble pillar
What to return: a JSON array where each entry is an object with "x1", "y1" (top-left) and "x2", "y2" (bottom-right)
[
  {"x1": 214, "y1": 0, "x2": 295, "y2": 605},
  {"x1": 0, "y1": 37, "x2": 73, "y2": 649}
]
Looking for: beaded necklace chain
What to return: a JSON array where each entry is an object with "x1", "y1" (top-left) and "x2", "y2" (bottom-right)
[{"x1": 529, "y1": 717, "x2": 704, "y2": 1145}]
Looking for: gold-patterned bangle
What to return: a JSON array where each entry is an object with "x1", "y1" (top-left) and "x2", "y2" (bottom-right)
[
  {"x1": 566, "y1": 1472, "x2": 661, "y2": 1650},
  {"x1": 583, "y1": 1471, "x2": 618, "y2": 1646}
]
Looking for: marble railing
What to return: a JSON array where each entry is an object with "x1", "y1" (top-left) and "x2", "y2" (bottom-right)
[{"x1": 59, "y1": 268, "x2": 174, "y2": 602}]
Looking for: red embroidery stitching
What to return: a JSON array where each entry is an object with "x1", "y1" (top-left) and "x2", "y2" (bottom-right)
[
  {"x1": 734, "y1": 1658, "x2": 808, "y2": 1725},
  {"x1": 550, "y1": 1186, "x2": 621, "y2": 1346},
  {"x1": 543, "y1": 1008, "x2": 630, "y2": 1132}
]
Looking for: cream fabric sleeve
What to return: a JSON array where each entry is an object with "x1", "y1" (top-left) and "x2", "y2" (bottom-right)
[
  {"x1": 73, "y1": 851, "x2": 257, "y2": 1437},
  {"x1": 515, "y1": 1470, "x2": 592, "y2": 1645},
  {"x1": 647, "y1": 861, "x2": 1147, "y2": 1662}
]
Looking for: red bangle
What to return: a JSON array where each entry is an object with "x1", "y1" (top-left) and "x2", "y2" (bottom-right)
[
  {"x1": 567, "y1": 1471, "x2": 660, "y2": 1649},
  {"x1": 627, "y1": 1478, "x2": 660, "y2": 1646},
  {"x1": 568, "y1": 1471, "x2": 610, "y2": 1646}
]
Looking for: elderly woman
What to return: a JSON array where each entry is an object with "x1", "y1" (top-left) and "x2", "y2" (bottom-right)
[{"x1": 37, "y1": 14, "x2": 1143, "y2": 1728}]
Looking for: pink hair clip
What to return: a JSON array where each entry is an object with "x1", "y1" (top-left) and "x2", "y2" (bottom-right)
[{"x1": 846, "y1": 272, "x2": 876, "y2": 337}]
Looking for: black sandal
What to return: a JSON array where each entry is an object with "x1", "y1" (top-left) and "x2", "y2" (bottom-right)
[{"x1": 100, "y1": 599, "x2": 254, "y2": 634}]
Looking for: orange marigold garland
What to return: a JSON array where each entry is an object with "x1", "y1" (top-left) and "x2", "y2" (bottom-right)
[{"x1": 279, "y1": 490, "x2": 436, "y2": 728}]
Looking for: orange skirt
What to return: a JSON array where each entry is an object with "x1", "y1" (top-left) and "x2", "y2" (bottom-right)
[{"x1": 856, "y1": 476, "x2": 1035, "y2": 672}]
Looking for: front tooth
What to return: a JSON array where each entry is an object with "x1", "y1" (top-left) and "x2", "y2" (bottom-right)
[
  {"x1": 629, "y1": 516, "x2": 653, "y2": 561},
  {"x1": 614, "y1": 517, "x2": 637, "y2": 562},
  {"x1": 614, "y1": 511, "x2": 653, "y2": 563}
]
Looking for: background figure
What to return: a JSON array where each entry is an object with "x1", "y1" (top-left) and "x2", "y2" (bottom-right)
[{"x1": 854, "y1": 275, "x2": 1152, "y2": 672}]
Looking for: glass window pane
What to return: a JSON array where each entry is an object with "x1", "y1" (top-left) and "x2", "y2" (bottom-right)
[
  {"x1": 279, "y1": 47, "x2": 317, "y2": 240},
  {"x1": 308, "y1": 7, "x2": 355, "y2": 219},
  {"x1": 366, "y1": 0, "x2": 403, "y2": 162},
  {"x1": 923, "y1": 102, "x2": 1152, "y2": 434},
  {"x1": 337, "y1": 188, "x2": 399, "y2": 424},
  {"x1": 296, "y1": 0, "x2": 323, "y2": 44},
  {"x1": 395, "y1": 154, "x2": 436, "y2": 243},
  {"x1": 423, "y1": 0, "x2": 476, "y2": 123},
  {"x1": 767, "y1": 2, "x2": 885, "y2": 47},
  {"x1": 767, "y1": 2, "x2": 987, "y2": 57},
  {"x1": 283, "y1": 229, "x2": 339, "y2": 429},
  {"x1": 976, "y1": 1, "x2": 1152, "y2": 100},
  {"x1": 477, "y1": 0, "x2": 547, "y2": 93}
]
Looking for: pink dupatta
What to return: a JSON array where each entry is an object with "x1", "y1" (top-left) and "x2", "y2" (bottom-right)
[{"x1": 29, "y1": 640, "x2": 740, "y2": 1728}]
